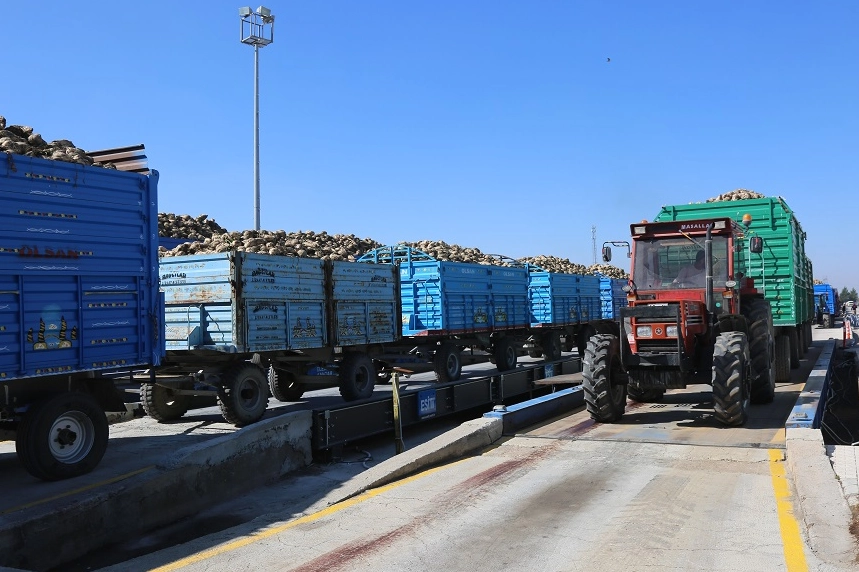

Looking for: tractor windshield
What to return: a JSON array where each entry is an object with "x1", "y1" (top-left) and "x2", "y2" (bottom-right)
[{"x1": 632, "y1": 236, "x2": 729, "y2": 290}]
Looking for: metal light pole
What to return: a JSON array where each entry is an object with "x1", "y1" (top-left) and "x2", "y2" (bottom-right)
[{"x1": 239, "y1": 6, "x2": 275, "y2": 231}]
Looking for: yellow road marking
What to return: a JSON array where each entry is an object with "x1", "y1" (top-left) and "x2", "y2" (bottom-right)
[
  {"x1": 1, "y1": 465, "x2": 155, "y2": 515},
  {"x1": 768, "y1": 449, "x2": 809, "y2": 572},
  {"x1": 151, "y1": 460, "x2": 463, "y2": 572}
]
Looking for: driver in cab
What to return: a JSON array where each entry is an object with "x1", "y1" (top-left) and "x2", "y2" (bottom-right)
[{"x1": 673, "y1": 250, "x2": 705, "y2": 287}]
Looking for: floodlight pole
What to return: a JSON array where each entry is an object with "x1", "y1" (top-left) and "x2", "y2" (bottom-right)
[
  {"x1": 239, "y1": 6, "x2": 274, "y2": 231},
  {"x1": 254, "y1": 43, "x2": 260, "y2": 231}
]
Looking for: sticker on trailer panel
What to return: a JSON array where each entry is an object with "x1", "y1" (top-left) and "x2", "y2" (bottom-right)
[
  {"x1": 27, "y1": 304, "x2": 77, "y2": 350},
  {"x1": 418, "y1": 389, "x2": 437, "y2": 419},
  {"x1": 339, "y1": 316, "x2": 365, "y2": 337},
  {"x1": 474, "y1": 308, "x2": 488, "y2": 324},
  {"x1": 292, "y1": 317, "x2": 318, "y2": 338},
  {"x1": 495, "y1": 309, "x2": 508, "y2": 323}
]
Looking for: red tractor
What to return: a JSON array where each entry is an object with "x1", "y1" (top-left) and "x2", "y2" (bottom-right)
[{"x1": 585, "y1": 216, "x2": 775, "y2": 426}]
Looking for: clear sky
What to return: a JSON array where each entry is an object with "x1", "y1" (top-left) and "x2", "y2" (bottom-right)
[{"x1": 4, "y1": 2, "x2": 858, "y2": 290}]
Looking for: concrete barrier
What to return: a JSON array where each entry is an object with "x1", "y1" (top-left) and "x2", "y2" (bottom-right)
[{"x1": 0, "y1": 411, "x2": 312, "y2": 571}]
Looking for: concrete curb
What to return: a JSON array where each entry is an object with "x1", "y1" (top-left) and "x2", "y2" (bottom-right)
[
  {"x1": 786, "y1": 427, "x2": 857, "y2": 568},
  {"x1": 325, "y1": 416, "x2": 504, "y2": 505},
  {"x1": 0, "y1": 411, "x2": 313, "y2": 571}
]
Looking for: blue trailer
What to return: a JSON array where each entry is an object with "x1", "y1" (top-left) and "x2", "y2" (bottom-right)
[
  {"x1": 0, "y1": 152, "x2": 162, "y2": 480},
  {"x1": 599, "y1": 275, "x2": 629, "y2": 320},
  {"x1": 358, "y1": 246, "x2": 618, "y2": 381},
  {"x1": 813, "y1": 283, "x2": 838, "y2": 328},
  {"x1": 145, "y1": 253, "x2": 399, "y2": 423},
  {"x1": 526, "y1": 267, "x2": 620, "y2": 358}
]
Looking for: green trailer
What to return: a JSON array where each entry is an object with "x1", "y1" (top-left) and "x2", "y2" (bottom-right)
[{"x1": 654, "y1": 197, "x2": 814, "y2": 378}]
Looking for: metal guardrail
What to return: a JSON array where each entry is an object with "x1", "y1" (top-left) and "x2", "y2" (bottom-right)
[{"x1": 785, "y1": 340, "x2": 834, "y2": 429}]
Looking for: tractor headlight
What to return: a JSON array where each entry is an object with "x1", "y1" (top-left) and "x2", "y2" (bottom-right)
[
  {"x1": 666, "y1": 325, "x2": 678, "y2": 337},
  {"x1": 636, "y1": 325, "x2": 653, "y2": 337}
]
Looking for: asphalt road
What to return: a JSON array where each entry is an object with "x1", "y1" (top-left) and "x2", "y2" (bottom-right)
[{"x1": 72, "y1": 333, "x2": 849, "y2": 572}]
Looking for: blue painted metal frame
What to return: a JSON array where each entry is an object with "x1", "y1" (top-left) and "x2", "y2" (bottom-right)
[{"x1": 786, "y1": 340, "x2": 834, "y2": 429}]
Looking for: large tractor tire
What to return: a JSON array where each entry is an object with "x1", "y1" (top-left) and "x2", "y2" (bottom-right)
[
  {"x1": 822, "y1": 314, "x2": 831, "y2": 328},
  {"x1": 492, "y1": 337, "x2": 518, "y2": 372},
  {"x1": 788, "y1": 328, "x2": 800, "y2": 369},
  {"x1": 434, "y1": 343, "x2": 462, "y2": 382},
  {"x1": 712, "y1": 332, "x2": 751, "y2": 427},
  {"x1": 141, "y1": 381, "x2": 191, "y2": 421},
  {"x1": 217, "y1": 363, "x2": 269, "y2": 426},
  {"x1": 742, "y1": 298, "x2": 775, "y2": 404},
  {"x1": 268, "y1": 366, "x2": 306, "y2": 402},
  {"x1": 339, "y1": 353, "x2": 376, "y2": 401},
  {"x1": 16, "y1": 392, "x2": 109, "y2": 481},
  {"x1": 774, "y1": 334, "x2": 791, "y2": 383},
  {"x1": 582, "y1": 334, "x2": 626, "y2": 422}
]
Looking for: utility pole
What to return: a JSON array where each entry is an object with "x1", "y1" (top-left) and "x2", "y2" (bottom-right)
[{"x1": 592, "y1": 225, "x2": 597, "y2": 264}]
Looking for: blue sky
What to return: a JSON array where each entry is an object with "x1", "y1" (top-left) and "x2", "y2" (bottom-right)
[{"x1": 4, "y1": 2, "x2": 858, "y2": 289}]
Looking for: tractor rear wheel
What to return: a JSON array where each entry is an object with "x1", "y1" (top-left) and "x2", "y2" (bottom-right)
[
  {"x1": 712, "y1": 332, "x2": 751, "y2": 426},
  {"x1": 582, "y1": 334, "x2": 626, "y2": 422},
  {"x1": 742, "y1": 298, "x2": 775, "y2": 404}
]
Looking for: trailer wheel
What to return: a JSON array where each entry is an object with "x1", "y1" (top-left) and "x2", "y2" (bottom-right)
[
  {"x1": 492, "y1": 338, "x2": 518, "y2": 372},
  {"x1": 339, "y1": 353, "x2": 376, "y2": 401},
  {"x1": 434, "y1": 343, "x2": 462, "y2": 382},
  {"x1": 16, "y1": 392, "x2": 108, "y2": 481},
  {"x1": 217, "y1": 363, "x2": 269, "y2": 426},
  {"x1": 268, "y1": 366, "x2": 305, "y2": 402},
  {"x1": 542, "y1": 331, "x2": 563, "y2": 362},
  {"x1": 788, "y1": 328, "x2": 800, "y2": 369},
  {"x1": 141, "y1": 382, "x2": 191, "y2": 421},
  {"x1": 582, "y1": 334, "x2": 626, "y2": 422},
  {"x1": 712, "y1": 331, "x2": 750, "y2": 427},
  {"x1": 774, "y1": 334, "x2": 791, "y2": 383},
  {"x1": 742, "y1": 298, "x2": 775, "y2": 404},
  {"x1": 627, "y1": 384, "x2": 665, "y2": 403}
]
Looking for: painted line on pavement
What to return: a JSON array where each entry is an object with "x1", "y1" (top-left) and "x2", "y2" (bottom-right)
[
  {"x1": 769, "y1": 449, "x2": 809, "y2": 572},
  {"x1": 151, "y1": 459, "x2": 466, "y2": 572},
  {"x1": 1, "y1": 465, "x2": 155, "y2": 515}
]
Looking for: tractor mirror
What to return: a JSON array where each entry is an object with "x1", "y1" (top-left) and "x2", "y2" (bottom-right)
[
  {"x1": 602, "y1": 245, "x2": 612, "y2": 262},
  {"x1": 749, "y1": 236, "x2": 763, "y2": 254}
]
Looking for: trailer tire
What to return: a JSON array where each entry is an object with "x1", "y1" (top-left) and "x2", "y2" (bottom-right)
[
  {"x1": 217, "y1": 363, "x2": 269, "y2": 426},
  {"x1": 16, "y1": 392, "x2": 108, "y2": 481},
  {"x1": 268, "y1": 366, "x2": 305, "y2": 402},
  {"x1": 493, "y1": 337, "x2": 518, "y2": 372},
  {"x1": 742, "y1": 299, "x2": 775, "y2": 404},
  {"x1": 434, "y1": 343, "x2": 462, "y2": 382},
  {"x1": 582, "y1": 334, "x2": 626, "y2": 422},
  {"x1": 775, "y1": 334, "x2": 791, "y2": 383},
  {"x1": 712, "y1": 332, "x2": 751, "y2": 427},
  {"x1": 542, "y1": 331, "x2": 563, "y2": 362},
  {"x1": 141, "y1": 382, "x2": 191, "y2": 421},
  {"x1": 339, "y1": 353, "x2": 376, "y2": 401},
  {"x1": 788, "y1": 328, "x2": 800, "y2": 369}
]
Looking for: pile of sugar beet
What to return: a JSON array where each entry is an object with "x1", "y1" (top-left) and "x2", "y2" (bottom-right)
[
  {"x1": 159, "y1": 187, "x2": 767, "y2": 279},
  {"x1": 157, "y1": 214, "x2": 630, "y2": 278},
  {"x1": 0, "y1": 114, "x2": 764, "y2": 279}
]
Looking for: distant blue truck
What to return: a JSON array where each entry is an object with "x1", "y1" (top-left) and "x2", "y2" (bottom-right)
[{"x1": 813, "y1": 283, "x2": 839, "y2": 328}]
